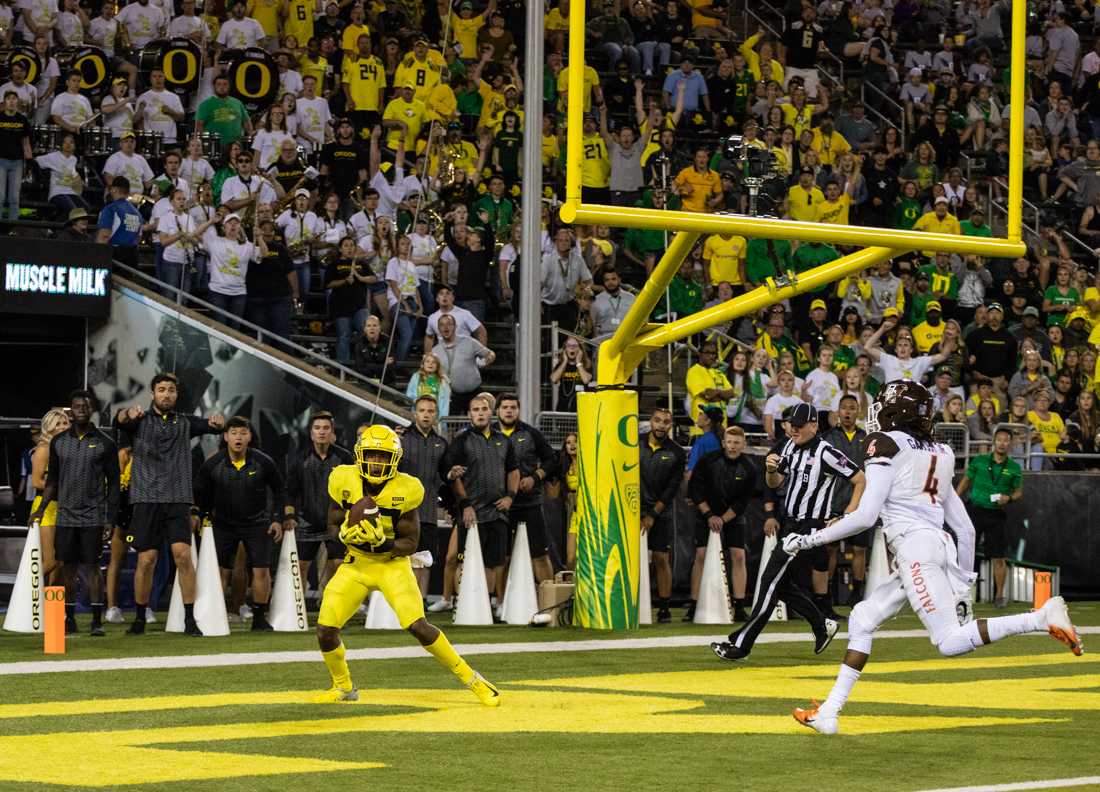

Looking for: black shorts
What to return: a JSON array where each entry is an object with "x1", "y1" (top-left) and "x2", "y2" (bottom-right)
[
  {"x1": 127, "y1": 502, "x2": 192, "y2": 552},
  {"x1": 694, "y1": 515, "x2": 747, "y2": 550},
  {"x1": 417, "y1": 521, "x2": 436, "y2": 554},
  {"x1": 644, "y1": 511, "x2": 674, "y2": 552},
  {"x1": 296, "y1": 535, "x2": 347, "y2": 562},
  {"x1": 457, "y1": 518, "x2": 508, "y2": 568},
  {"x1": 55, "y1": 525, "x2": 103, "y2": 564},
  {"x1": 785, "y1": 518, "x2": 829, "y2": 572},
  {"x1": 968, "y1": 503, "x2": 1008, "y2": 558},
  {"x1": 508, "y1": 502, "x2": 549, "y2": 556},
  {"x1": 213, "y1": 522, "x2": 275, "y2": 569}
]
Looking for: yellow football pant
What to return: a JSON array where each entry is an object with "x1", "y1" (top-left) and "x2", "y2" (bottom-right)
[{"x1": 318, "y1": 553, "x2": 425, "y2": 629}]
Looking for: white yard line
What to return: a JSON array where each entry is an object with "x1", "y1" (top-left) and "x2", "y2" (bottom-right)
[
  {"x1": 915, "y1": 777, "x2": 1100, "y2": 792},
  {"x1": 1, "y1": 626, "x2": 1096, "y2": 676}
]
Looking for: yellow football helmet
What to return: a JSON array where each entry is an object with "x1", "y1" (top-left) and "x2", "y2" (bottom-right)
[{"x1": 355, "y1": 425, "x2": 403, "y2": 484}]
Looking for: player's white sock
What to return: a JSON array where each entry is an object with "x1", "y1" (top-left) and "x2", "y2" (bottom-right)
[
  {"x1": 986, "y1": 611, "x2": 1042, "y2": 643},
  {"x1": 818, "y1": 663, "x2": 861, "y2": 719}
]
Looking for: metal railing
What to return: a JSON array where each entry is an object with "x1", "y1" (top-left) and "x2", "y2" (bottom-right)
[
  {"x1": 860, "y1": 80, "x2": 906, "y2": 151},
  {"x1": 114, "y1": 262, "x2": 413, "y2": 407},
  {"x1": 933, "y1": 421, "x2": 969, "y2": 466},
  {"x1": 987, "y1": 177, "x2": 1041, "y2": 239},
  {"x1": 740, "y1": 5, "x2": 843, "y2": 89}
]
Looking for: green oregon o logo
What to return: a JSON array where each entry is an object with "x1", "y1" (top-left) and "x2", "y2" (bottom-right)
[
  {"x1": 235, "y1": 60, "x2": 271, "y2": 99},
  {"x1": 163, "y1": 49, "x2": 197, "y2": 86},
  {"x1": 617, "y1": 414, "x2": 638, "y2": 448}
]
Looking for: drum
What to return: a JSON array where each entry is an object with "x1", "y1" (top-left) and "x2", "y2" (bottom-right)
[
  {"x1": 32, "y1": 124, "x2": 60, "y2": 156},
  {"x1": 1, "y1": 46, "x2": 41, "y2": 85},
  {"x1": 55, "y1": 46, "x2": 110, "y2": 95},
  {"x1": 80, "y1": 126, "x2": 112, "y2": 156},
  {"x1": 137, "y1": 130, "x2": 163, "y2": 160},
  {"x1": 225, "y1": 47, "x2": 278, "y2": 114},
  {"x1": 200, "y1": 132, "x2": 221, "y2": 161}
]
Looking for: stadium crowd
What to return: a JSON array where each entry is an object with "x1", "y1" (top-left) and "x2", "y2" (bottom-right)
[{"x1": 8, "y1": 0, "x2": 1100, "y2": 629}]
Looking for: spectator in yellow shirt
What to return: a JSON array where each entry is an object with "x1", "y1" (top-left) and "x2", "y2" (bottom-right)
[
  {"x1": 340, "y1": 4, "x2": 371, "y2": 58},
  {"x1": 787, "y1": 166, "x2": 826, "y2": 222},
  {"x1": 1028, "y1": 390, "x2": 1066, "y2": 455},
  {"x1": 912, "y1": 196, "x2": 962, "y2": 257},
  {"x1": 686, "y1": 341, "x2": 735, "y2": 435},
  {"x1": 451, "y1": 0, "x2": 494, "y2": 60},
  {"x1": 739, "y1": 29, "x2": 785, "y2": 83},
  {"x1": 394, "y1": 36, "x2": 446, "y2": 104},
  {"x1": 814, "y1": 159, "x2": 860, "y2": 225},
  {"x1": 545, "y1": 0, "x2": 570, "y2": 53},
  {"x1": 557, "y1": 62, "x2": 602, "y2": 114},
  {"x1": 911, "y1": 300, "x2": 946, "y2": 353},
  {"x1": 382, "y1": 81, "x2": 426, "y2": 155},
  {"x1": 673, "y1": 146, "x2": 723, "y2": 213},
  {"x1": 703, "y1": 232, "x2": 747, "y2": 289},
  {"x1": 810, "y1": 113, "x2": 850, "y2": 167}
]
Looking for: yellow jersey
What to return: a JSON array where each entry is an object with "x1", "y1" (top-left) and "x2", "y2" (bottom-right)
[
  {"x1": 787, "y1": 184, "x2": 825, "y2": 222},
  {"x1": 686, "y1": 0, "x2": 720, "y2": 28},
  {"x1": 247, "y1": 0, "x2": 281, "y2": 37},
  {"x1": 810, "y1": 128, "x2": 850, "y2": 167},
  {"x1": 703, "y1": 234, "x2": 746, "y2": 285},
  {"x1": 449, "y1": 12, "x2": 485, "y2": 58},
  {"x1": 674, "y1": 165, "x2": 722, "y2": 213},
  {"x1": 394, "y1": 50, "x2": 445, "y2": 103},
  {"x1": 913, "y1": 211, "x2": 962, "y2": 256},
  {"x1": 686, "y1": 363, "x2": 732, "y2": 435},
  {"x1": 814, "y1": 193, "x2": 851, "y2": 225},
  {"x1": 912, "y1": 320, "x2": 945, "y2": 353},
  {"x1": 431, "y1": 139, "x2": 479, "y2": 177},
  {"x1": 477, "y1": 80, "x2": 505, "y2": 131},
  {"x1": 341, "y1": 22, "x2": 371, "y2": 55},
  {"x1": 557, "y1": 65, "x2": 600, "y2": 113},
  {"x1": 542, "y1": 131, "x2": 560, "y2": 169},
  {"x1": 342, "y1": 54, "x2": 385, "y2": 112},
  {"x1": 300, "y1": 54, "x2": 327, "y2": 89},
  {"x1": 639, "y1": 114, "x2": 674, "y2": 167},
  {"x1": 425, "y1": 83, "x2": 457, "y2": 122},
  {"x1": 781, "y1": 103, "x2": 814, "y2": 138},
  {"x1": 284, "y1": 0, "x2": 315, "y2": 47},
  {"x1": 545, "y1": 8, "x2": 569, "y2": 31},
  {"x1": 580, "y1": 133, "x2": 610, "y2": 187},
  {"x1": 383, "y1": 96, "x2": 426, "y2": 150},
  {"x1": 327, "y1": 465, "x2": 425, "y2": 557},
  {"x1": 1027, "y1": 410, "x2": 1064, "y2": 454}
]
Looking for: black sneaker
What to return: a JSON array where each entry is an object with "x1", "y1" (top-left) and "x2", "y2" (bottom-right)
[
  {"x1": 656, "y1": 608, "x2": 672, "y2": 624},
  {"x1": 184, "y1": 620, "x2": 204, "y2": 637},
  {"x1": 65, "y1": 618, "x2": 78, "y2": 635},
  {"x1": 711, "y1": 641, "x2": 749, "y2": 662},
  {"x1": 90, "y1": 624, "x2": 106, "y2": 637},
  {"x1": 733, "y1": 606, "x2": 750, "y2": 623},
  {"x1": 682, "y1": 601, "x2": 696, "y2": 622},
  {"x1": 251, "y1": 617, "x2": 274, "y2": 632},
  {"x1": 814, "y1": 618, "x2": 839, "y2": 655},
  {"x1": 126, "y1": 620, "x2": 146, "y2": 635}
]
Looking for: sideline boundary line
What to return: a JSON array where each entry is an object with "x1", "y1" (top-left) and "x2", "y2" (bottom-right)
[
  {"x1": 915, "y1": 776, "x2": 1100, "y2": 792},
  {"x1": 2, "y1": 627, "x2": 1096, "y2": 676}
]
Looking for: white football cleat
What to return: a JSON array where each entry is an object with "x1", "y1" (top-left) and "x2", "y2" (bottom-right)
[
  {"x1": 793, "y1": 700, "x2": 838, "y2": 735},
  {"x1": 427, "y1": 598, "x2": 453, "y2": 613},
  {"x1": 145, "y1": 607, "x2": 157, "y2": 623},
  {"x1": 239, "y1": 604, "x2": 253, "y2": 621},
  {"x1": 104, "y1": 607, "x2": 124, "y2": 624},
  {"x1": 1037, "y1": 596, "x2": 1083, "y2": 656}
]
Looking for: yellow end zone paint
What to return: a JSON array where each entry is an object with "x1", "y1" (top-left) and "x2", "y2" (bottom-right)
[{"x1": 0, "y1": 657, "x2": 1084, "y2": 788}]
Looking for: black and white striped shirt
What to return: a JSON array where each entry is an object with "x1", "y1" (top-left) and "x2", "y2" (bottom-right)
[{"x1": 776, "y1": 435, "x2": 859, "y2": 521}]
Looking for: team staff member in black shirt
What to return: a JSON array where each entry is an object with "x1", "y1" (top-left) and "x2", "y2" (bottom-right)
[
  {"x1": 0, "y1": 90, "x2": 32, "y2": 221},
  {"x1": 496, "y1": 394, "x2": 558, "y2": 584},
  {"x1": 399, "y1": 395, "x2": 449, "y2": 596},
  {"x1": 824, "y1": 394, "x2": 869, "y2": 602},
  {"x1": 116, "y1": 373, "x2": 225, "y2": 636},
  {"x1": 246, "y1": 219, "x2": 300, "y2": 346},
  {"x1": 30, "y1": 390, "x2": 120, "y2": 636},
  {"x1": 639, "y1": 407, "x2": 685, "y2": 623},
  {"x1": 965, "y1": 302, "x2": 1018, "y2": 394},
  {"x1": 689, "y1": 426, "x2": 757, "y2": 623},
  {"x1": 286, "y1": 411, "x2": 353, "y2": 594},
  {"x1": 193, "y1": 416, "x2": 291, "y2": 632},
  {"x1": 713, "y1": 403, "x2": 864, "y2": 662},
  {"x1": 320, "y1": 118, "x2": 368, "y2": 216}
]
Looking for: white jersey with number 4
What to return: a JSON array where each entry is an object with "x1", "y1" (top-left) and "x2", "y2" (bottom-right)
[{"x1": 863, "y1": 429, "x2": 955, "y2": 543}]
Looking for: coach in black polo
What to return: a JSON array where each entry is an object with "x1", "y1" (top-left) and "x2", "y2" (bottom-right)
[
  {"x1": 639, "y1": 407, "x2": 686, "y2": 623},
  {"x1": 30, "y1": 389, "x2": 119, "y2": 636},
  {"x1": 193, "y1": 416, "x2": 290, "y2": 632},
  {"x1": 399, "y1": 395, "x2": 449, "y2": 596},
  {"x1": 712, "y1": 403, "x2": 865, "y2": 662},
  {"x1": 115, "y1": 373, "x2": 225, "y2": 636}
]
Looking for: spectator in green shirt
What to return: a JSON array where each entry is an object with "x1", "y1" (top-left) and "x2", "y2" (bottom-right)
[
  {"x1": 956, "y1": 428, "x2": 1023, "y2": 607},
  {"x1": 960, "y1": 208, "x2": 993, "y2": 237},
  {"x1": 791, "y1": 240, "x2": 838, "y2": 318},
  {"x1": 745, "y1": 237, "x2": 794, "y2": 287},
  {"x1": 472, "y1": 174, "x2": 515, "y2": 240},
  {"x1": 1042, "y1": 264, "x2": 1080, "y2": 327},
  {"x1": 892, "y1": 180, "x2": 923, "y2": 230},
  {"x1": 195, "y1": 75, "x2": 253, "y2": 154},
  {"x1": 654, "y1": 257, "x2": 704, "y2": 320},
  {"x1": 920, "y1": 251, "x2": 960, "y2": 307},
  {"x1": 908, "y1": 270, "x2": 936, "y2": 325}
]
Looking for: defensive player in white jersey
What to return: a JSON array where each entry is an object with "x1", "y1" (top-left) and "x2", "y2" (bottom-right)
[{"x1": 782, "y1": 380, "x2": 1083, "y2": 735}]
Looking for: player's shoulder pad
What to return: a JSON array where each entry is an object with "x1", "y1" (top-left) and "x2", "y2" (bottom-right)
[
  {"x1": 382, "y1": 471, "x2": 425, "y2": 513},
  {"x1": 327, "y1": 464, "x2": 361, "y2": 506},
  {"x1": 862, "y1": 432, "x2": 901, "y2": 461}
]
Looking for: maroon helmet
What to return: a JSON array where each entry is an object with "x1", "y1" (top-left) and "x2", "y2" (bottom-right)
[{"x1": 866, "y1": 379, "x2": 934, "y2": 435}]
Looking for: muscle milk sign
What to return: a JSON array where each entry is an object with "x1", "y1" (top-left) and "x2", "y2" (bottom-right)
[{"x1": 0, "y1": 240, "x2": 113, "y2": 317}]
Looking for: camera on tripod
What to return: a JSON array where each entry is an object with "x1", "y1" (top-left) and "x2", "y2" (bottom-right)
[{"x1": 720, "y1": 134, "x2": 784, "y2": 217}]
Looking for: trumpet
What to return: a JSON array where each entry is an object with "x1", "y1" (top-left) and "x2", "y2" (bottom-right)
[{"x1": 117, "y1": 17, "x2": 131, "y2": 55}]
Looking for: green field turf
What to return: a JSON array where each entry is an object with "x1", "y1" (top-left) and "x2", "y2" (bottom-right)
[{"x1": 0, "y1": 602, "x2": 1097, "y2": 792}]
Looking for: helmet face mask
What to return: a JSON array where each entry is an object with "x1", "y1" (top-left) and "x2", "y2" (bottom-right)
[
  {"x1": 868, "y1": 380, "x2": 934, "y2": 436},
  {"x1": 355, "y1": 425, "x2": 403, "y2": 485}
]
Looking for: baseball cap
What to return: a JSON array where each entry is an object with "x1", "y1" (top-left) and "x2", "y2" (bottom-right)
[
  {"x1": 788, "y1": 402, "x2": 819, "y2": 427},
  {"x1": 120, "y1": 130, "x2": 135, "y2": 140},
  {"x1": 934, "y1": 195, "x2": 949, "y2": 204},
  {"x1": 110, "y1": 175, "x2": 130, "y2": 191},
  {"x1": 986, "y1": 301, "x2": 1004, "y2": 313},
  {"x1": 223, "y1": 212, "x2": 242, "y2": 222},
  {"x1": 584, "y1": 112, "x2": 598, "y2": 122},
  {"x1": 702, "y1": 405, "x2": 725, "y2": 426},
  {"x1": 446, "y1": 120, "x2": 462, "y2": 130},
  {"x1": 1022, "y1": 306, "x2": 1040, "y2": 318},
  {"x1": 810, "y1": 298, "x2": 827, "y2": 311},
  {"x1": 908, "y1": 66, "x2": 922, "y2": 77},
  {"x1": 883, "y1": 306, "x2": 900, "y2": 318},
  {"x1": 1068, "y1": 307, "x2": 1089, "y2": 323},
  {"x1": 401, "y1": 79, "x2": 415, "y2": 89},
  {"x1": 294, "y1": 187, "x2": 311, "y2": 198},
  {"x1": 799, "y1": 166, "x2": 814, "y2": 175},
  {"x1": 935, "y1": 367, "x2": 952, "y2": 378},
  {"x1": 926, "y1": 300, "x2": 942, "y2": 312}
]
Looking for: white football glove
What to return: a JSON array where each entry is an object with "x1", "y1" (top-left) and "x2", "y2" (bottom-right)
[{"x1": 782, "y1": 533, "x2": 811, "y2": 556}]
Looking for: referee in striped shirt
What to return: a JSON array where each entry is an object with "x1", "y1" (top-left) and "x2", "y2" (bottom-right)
[{"x1": 712, "y1": 403, "x2": 865, "y2": 662}]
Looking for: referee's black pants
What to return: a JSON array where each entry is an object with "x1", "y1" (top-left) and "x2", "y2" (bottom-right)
[{"x1": 728, "y1": 518, "x2": 828, "y2": 653}]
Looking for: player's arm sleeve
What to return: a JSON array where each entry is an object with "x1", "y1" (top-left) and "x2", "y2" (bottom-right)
[
  {"x1": 187, "y1": 414, "x2": 219, "y2": 437},
  {"x1": 822, "y1": 445, "x2": 859, "y2": 480},
  {"x1": 941, "y1": 482, "x2": 977, "y2": 573},
  {"x1": 807, "y1": 460, "x2": 893, "y2": 547}
]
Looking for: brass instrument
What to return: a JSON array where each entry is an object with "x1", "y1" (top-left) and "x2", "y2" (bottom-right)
[{"x1": 116, "y1": 16, "x2": 131, "y2": 56}]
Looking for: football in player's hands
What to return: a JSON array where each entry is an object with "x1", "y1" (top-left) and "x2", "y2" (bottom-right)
[{"x1": 347, "y1": 494, "x2": 379, "y2": 527}]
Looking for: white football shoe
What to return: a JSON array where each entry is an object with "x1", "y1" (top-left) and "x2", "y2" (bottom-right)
[
  {"x1": 145, "y1": 607, "x2": 157, "y2": 623},
  {"x1": 239, "y1": 604, "x2": 253, "y2": 621},
  {"x1": 1037, "y1": 596, "x2": 1083, "y2": 656},
  {"x1": 427, "y1": 598, "x2": 452, "y2": 613},
  {"x1": 793, "y1": 700, "x2": 838, "y2": 735},
  {"x1": 104, "y1": 607, "x2": 124, "y2": 624}
]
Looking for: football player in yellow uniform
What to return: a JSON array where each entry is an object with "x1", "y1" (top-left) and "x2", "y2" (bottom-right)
[{"x1": 316, "y1": 425, "x2": 501, "y2": 706}]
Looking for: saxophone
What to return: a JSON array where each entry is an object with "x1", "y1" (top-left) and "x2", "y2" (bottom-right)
[{"x1": 116, "y1": 13, "x2": 131, "y2": 56}]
